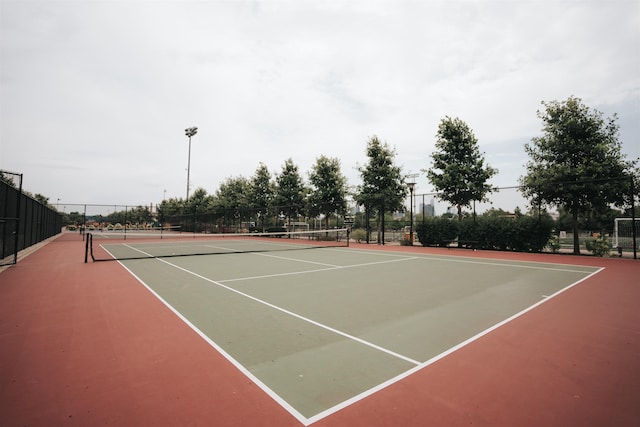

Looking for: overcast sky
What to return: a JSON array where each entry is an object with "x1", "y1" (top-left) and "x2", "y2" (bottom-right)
[{"x1": 1, "y1": 0, "x2": 638, "y2": 214}]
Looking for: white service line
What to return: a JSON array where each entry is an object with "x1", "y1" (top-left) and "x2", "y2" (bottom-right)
[
  {"x1": 220, "y1": 256, "x2": 420, "y2": 283},
  {"x1": 123, "y1": 243, "x2": 421, "y2": 367},
  {"x1": 253, "y1": 251, "x2": 342, "y2": 268}
]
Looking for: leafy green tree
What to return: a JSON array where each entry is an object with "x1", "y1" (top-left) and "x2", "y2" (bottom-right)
[
  {"x1": 520, "y1": 96, "x2": 637, "y2": 254},
  {"x1": 215, "y1": 178, "x2": 250, "y2": 227},
  {"x1": 425, "y1": 116, "x2": 497, "y2": 221},
  {"x1": 307, "y1": 155, "x2": 348, "y2": 229},
  {"x1": 248, "y1": 163, "x2": 275, "y2": 230},
  {"x1": 186, "y1": 187, "x2": 214, "y2": 212},
  {"x1": 183, "y1": 188, "x2": 214, "y2": 232},
  {"x1": 127, "y1": 205, "x2": 154, "y2": 225},
  {"x1": 355, "y1": 136, "x2": 407, "y2": 244},
  {"x1": 157, "y1": 197, "x2": 184, "y2": 226},
  {"x1": 274, "y1": 158, "x2": 308, "y2": 226}
]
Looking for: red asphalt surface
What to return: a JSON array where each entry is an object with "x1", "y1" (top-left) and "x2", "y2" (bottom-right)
[{"x1": 1, "y1": 233, "x2": 638, "y2": 426}]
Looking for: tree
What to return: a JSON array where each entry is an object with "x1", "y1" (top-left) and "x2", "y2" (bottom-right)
[
  {"x1": 127, "y1": 205, "x2": 154, "y2": 226},
  {"x1": 157, "y1": 197, "x2": 184, "y2": 226},
  {"x1": 355, "y1": 136, "x2": 407, "y2": 244},
  {"x1": 248, "y1": 163, "x2": 275, "y2": 230},
  {"x1": 215, "y1": 178, "x2": 250, "y2": 228},
  {"x1": 307, "y1": 155, "x2": 348, "y2": 229},
  {"x1": 425, "y1": 116, "x2": 497, "y2": 221},
  {"x1": 183, "y1": 187, "x2": 214, "y2": 232},
  {"x1": 274, "y1": 158, "x2": 308, "y2": 227},
  {"x1": 520, "y1": 96, "x2": 637, "y2": 254}
]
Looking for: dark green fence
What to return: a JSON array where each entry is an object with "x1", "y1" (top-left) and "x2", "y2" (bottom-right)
[{"x1": 1, "y1": 172, "x2": 63, "y2": 266}]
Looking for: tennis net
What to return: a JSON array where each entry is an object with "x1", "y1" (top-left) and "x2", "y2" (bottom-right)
[{"x1": 85, "y1": 228, "x2": 350, "y2": 262}]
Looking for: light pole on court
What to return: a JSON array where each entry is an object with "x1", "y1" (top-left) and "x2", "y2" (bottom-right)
[
  {"x1": 408, "y1": 181, "x2": 415, "y2": 243},
  {"x1": 185, "y1": 126, "x2": 198, "y2": 200},
  {"x1": 406, "y1": 173, "x2": 418, "y2": 244}
]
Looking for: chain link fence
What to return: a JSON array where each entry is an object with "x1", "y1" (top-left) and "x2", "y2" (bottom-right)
[{"x1": 1, "y1": 171, "x2": 63, "y2": 266}]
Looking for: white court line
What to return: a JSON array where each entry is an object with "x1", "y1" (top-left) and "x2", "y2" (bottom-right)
[
  {"x1": 220, "y1": 256, "x2": 419, "y2": 283},
  {"x1": 425, "y1": 257, "x2": 597, "y2": 274},
  {"x1": 110, "y1": 257, "x2": 310, "y2": 425},
  {"x1": 305, "y1": 266, "x2": 606, "y2": 424},
  {"x1": 122, "y1": 243, "x2": 421, "y2": 368},
  {"x1": 115, "y1": 243, "x2": 603, "y2": 426},
  {"x1": 253, "y1": 251, "x2": 342, "y2": 268},
  {"x1": 342, "y1": 247, "x2": 599, "y2": 274},
  {"x1": 198, "y1": 242, "x2": 417, "y2": 269}
]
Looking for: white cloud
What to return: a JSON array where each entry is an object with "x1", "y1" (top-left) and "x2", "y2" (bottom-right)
[{"x1": 1, "y1": 0, "x2": 638, "y2": 210}]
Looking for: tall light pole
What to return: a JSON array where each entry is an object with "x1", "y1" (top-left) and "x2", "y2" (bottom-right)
[
  {"x1": 185, "y1": 126, "x2": 198, "y2": 200},
  {"x1": 408, "y1": 182, "x2": 415, "y2": 243},
  {"x1": 407, "y1": 173, "x2": 418, "y2": 244}
]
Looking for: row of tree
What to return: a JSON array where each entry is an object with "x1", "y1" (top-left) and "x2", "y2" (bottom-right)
[
  {"x1": 159, "y1": 96, "x2": 637, "y2": 254},
  {"x1": 5, "y1": 96, "x2": 637, "y2": 254},
  {"x1": 156, "y1": 147, "x2": 398, "y2": 238}
]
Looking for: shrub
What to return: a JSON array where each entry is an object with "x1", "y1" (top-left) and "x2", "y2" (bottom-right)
[
  {"x1": 350, "y1": 228, "x2": 366, "y2": 243},
  {"x1": 416, "y1": 217, "x2": 459, "y2": 247},
  {"x1": 585, "y1": 234, "x2": 612, "y2": 257},
  {"x1": 457, "y1": 214, "x2": 554, "y2": 252},
  {"x1": 547, "y1": 235, "x2": 561, "y2": 253},
  {"x1": 512, "y1": 215, "x2": 554, "y2": 252}
]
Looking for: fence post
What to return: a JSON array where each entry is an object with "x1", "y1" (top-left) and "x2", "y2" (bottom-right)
[
  {"x1": 631, "y1": 176, "x2": 637, "y2": 260},
  {"x1": 12, "y1": 173, "x2": 23, "y2": 265}
]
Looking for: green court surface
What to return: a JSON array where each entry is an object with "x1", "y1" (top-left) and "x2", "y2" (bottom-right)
[{"x1": 106, "y1": 241, "x2": 600, "y2": 424}]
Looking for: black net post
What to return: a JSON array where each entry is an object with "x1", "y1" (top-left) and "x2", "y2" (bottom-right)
[{"x1": 84, "y1": 232, "x2": 90, "y2": 263}]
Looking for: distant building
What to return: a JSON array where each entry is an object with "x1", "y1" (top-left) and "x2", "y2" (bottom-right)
[{"x1": 419, "y1": 200, "x2": 435, "y2": 218}]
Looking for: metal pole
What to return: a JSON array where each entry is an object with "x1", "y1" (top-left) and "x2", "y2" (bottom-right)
[
  {"x1": 12, "y1": 173, "x2": 23, "y2": 265},
  {"x1": 406, "y1": 174, "x2": 418, "y2": 244},
  {"x1": 186, "y1": 134, "x2": 192, "y2": 200},
  {"x1": 185, "y1": 126, "x2": 198, "y2": 201},
  {"x1": 410, "y1": 186, "x2": 414, "y2": 243},
  {"x1": 631, "y1": 175, "x2": 637, "y2": 260},
  {"x1": 365, "y1": 207, "x2": 370, "y2": 244},
  {"x1": 381, "y1": 203, "x2": 385, "y2": 245}
]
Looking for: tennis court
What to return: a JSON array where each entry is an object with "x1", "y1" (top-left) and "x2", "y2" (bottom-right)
[
  {"x1": 2, "y1": 232, "x2": 639, "y2": 426},
  {"x1": 90, "y1": 232, "x2": 600, "y2": 424}
]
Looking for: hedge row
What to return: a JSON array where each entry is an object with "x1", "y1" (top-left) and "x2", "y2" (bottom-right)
[{"x1": 415, "y1": 215, "x2": 554, "y2": 252}]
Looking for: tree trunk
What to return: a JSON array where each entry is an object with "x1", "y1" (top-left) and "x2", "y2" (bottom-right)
[{"x1": 572, "y1": 208, "x2": 580, "y2": 255}]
